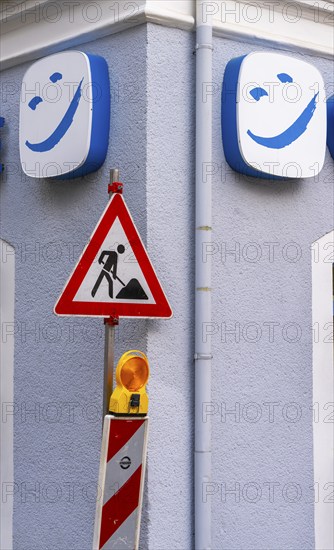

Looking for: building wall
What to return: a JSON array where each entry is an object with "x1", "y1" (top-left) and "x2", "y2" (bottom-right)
[
  {"x1": 146, "y1": 24, "x2": 195, "y2": 550},
  {"x1": 210, "y1": 35, "x2": 333, "y2": 550},
  {"x1": 0, "y1": 26, "x2": 150, "y2": 549},
  {"x1": 144, "y1": 23, "x2": 333, "y2": 549},
  {"x1": 0, "y1": 19, "x2": 333, "y2": 550}
]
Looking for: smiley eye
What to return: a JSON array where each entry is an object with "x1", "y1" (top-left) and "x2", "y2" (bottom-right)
[
  {"x1": 249, "y1": 87, "x2": 268, "y2": 101},
  {"x1": 28, "y1": 96, "x2": 43, "y2": 111},
  {"x1": 277, "y1": 73, "x2": 293, "y2": 83},
  {"x1": 50, "y1": 72, "x2": 62, "y2": 83}
]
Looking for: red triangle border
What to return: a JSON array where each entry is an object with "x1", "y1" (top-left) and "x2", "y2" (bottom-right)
[{"x1": 54, "y1": 194, "x2": 172, "y2": 319}]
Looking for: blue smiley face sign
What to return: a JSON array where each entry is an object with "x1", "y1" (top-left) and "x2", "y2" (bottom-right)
[
  {"x1": 20, "y1": 51, "x2": 110, "y2": 179},
  {"x1": 222, "y1": 52, "x2": 327, "y2": 179},
  {"x1": 327, "y1": 95, "x2": 334, "y2": 159}
]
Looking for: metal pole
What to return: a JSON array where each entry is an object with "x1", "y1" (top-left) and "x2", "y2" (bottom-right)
[
  {"x1": 103, "y1": 319, "x2": 116, "y2": 417},
  {"x1": 195, "y1": 2, "x2": 213, "y2": 549},
  {"x1": 102, "y1": 169, "x2": 120, "y2": 418}
]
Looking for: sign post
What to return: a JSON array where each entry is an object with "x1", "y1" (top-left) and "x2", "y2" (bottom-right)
[
  {"x1": 102, "y1": 168, "x2": 121, "y2": 419},
  {"x1": 103, "y1": 317, "x2": 118, "y2": 419}
]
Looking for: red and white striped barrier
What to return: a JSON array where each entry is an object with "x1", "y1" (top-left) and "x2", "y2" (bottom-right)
[{"x1": 93, "y1": 415, "x2": 149, "y2": 550}]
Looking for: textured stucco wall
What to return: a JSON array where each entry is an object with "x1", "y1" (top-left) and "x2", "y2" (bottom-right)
[
  {"x1": 144, "y1": 24, "x2": 334, "y2": 550},
  {"x1": 0, "y1": 26, "x2": 150, "y2": 550},
  {"x1": 146, "y1": 25, "x2": 195, "y2": 550},
  {"x1": 210, "y1": 37, "x2": 333, "y2": 550},
  {"x1": 1, "y1": 19, "x2": 333, "y2": 550}
]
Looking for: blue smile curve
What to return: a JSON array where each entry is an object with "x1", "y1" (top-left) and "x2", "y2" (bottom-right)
[
  {"x1": 247, "y1": 92, "x2": 319, "y2": 149},
  {"x1": 26, "y1": 78, "x2": 84, "y2": 152}
]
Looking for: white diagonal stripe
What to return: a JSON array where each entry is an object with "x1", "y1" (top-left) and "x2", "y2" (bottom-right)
[
  {"x1": 103, "y1": 423, "x2": 146, "y2": 505},
  {"x1": 101, "y1": 508, "x2": 138, "y2": 550}
]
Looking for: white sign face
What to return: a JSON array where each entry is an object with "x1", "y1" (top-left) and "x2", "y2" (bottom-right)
[
  {"x1": 73, "y1": 217, "x2": 155, "y2": 305},
  {"x1": 19, "y1": 51, "x2": 110, "y2": 179},
  {"x1": 222, "y1": 52, "x2": 327, "y2": 179}
]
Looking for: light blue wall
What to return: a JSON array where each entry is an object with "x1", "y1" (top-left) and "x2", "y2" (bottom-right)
[
  {"x1": 0, "y1": 20, "x2": 333, "y2": 550},
  {"x1": 145, "y1": 25, "x2": 195, "y2": 550},
  {"x1": 210, "y1": 36, "x2": 333, "y2": 550},
  {"x1": 144, "y1": 24, "x2": 333, "y2": 549},
  {"x1": 0, "y1": 26, "x2": 149, "y2": 549}
]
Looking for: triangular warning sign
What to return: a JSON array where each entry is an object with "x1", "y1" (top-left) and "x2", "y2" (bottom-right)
[{"x1": 54, "y1": 194, "x2": 172, "y2": 318}]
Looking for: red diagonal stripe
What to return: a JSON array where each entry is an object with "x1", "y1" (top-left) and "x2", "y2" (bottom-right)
[
  {"x1": 107, "y1": 419, "x2": 145, "y2": 462},
  {"x1": 99, "y1": 465, "x2": 142, "y2": 549}
]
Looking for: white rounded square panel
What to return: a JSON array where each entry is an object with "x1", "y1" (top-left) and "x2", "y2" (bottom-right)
[
  {"x1": 222, "y1": 52, "x2": 327, "y2": 179},
  {"x1": 20, "y1": 50, "x2": 110, "y2": 179}
]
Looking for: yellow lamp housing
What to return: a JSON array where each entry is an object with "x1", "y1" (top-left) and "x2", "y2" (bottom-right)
[{"x1": 109, "y1": 350, "x2": 149, "y2": 416}]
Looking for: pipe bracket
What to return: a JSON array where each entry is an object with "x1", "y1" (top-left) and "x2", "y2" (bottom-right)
[
  {"x1": 194, "y1": 43, "x2": 214, "y2": 52},
  {"x1": 194, "y1": 353, "x2": 213, "y2": 360},
  {"x1": 197, "y1": 226, "x2": 212, "y2": 231}
]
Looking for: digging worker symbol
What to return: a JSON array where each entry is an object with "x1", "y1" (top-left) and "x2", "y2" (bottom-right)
[
  {"x1": 91, "y1": 245, "x2": 149, "y2": 301},
  {"x1": 91, "y1": 245, "x2": 125, "y2": 299}
]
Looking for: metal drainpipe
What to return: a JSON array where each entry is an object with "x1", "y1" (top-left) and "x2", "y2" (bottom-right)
[{"x1": 194, "y1": 1, "x2": 213, "y2": 549}]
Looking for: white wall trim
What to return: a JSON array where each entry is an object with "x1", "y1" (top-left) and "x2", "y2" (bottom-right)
[
  {"x1": 0, "y1": 239, "x2": 15, "y2": 550},
  {"x1": 0, "y1": 0, "x2": 333, "y2": 70},
  {"x1": 312, "y1": 230, "x2": 334, "y2": 550},
  {"x1": 211, "y1": 0, "x2": 334, "y2": 58}
]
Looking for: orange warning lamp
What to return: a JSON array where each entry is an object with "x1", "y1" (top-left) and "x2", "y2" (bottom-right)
[{"x1": 109, "y1": 351, "x2": 149, "y2": 416}]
